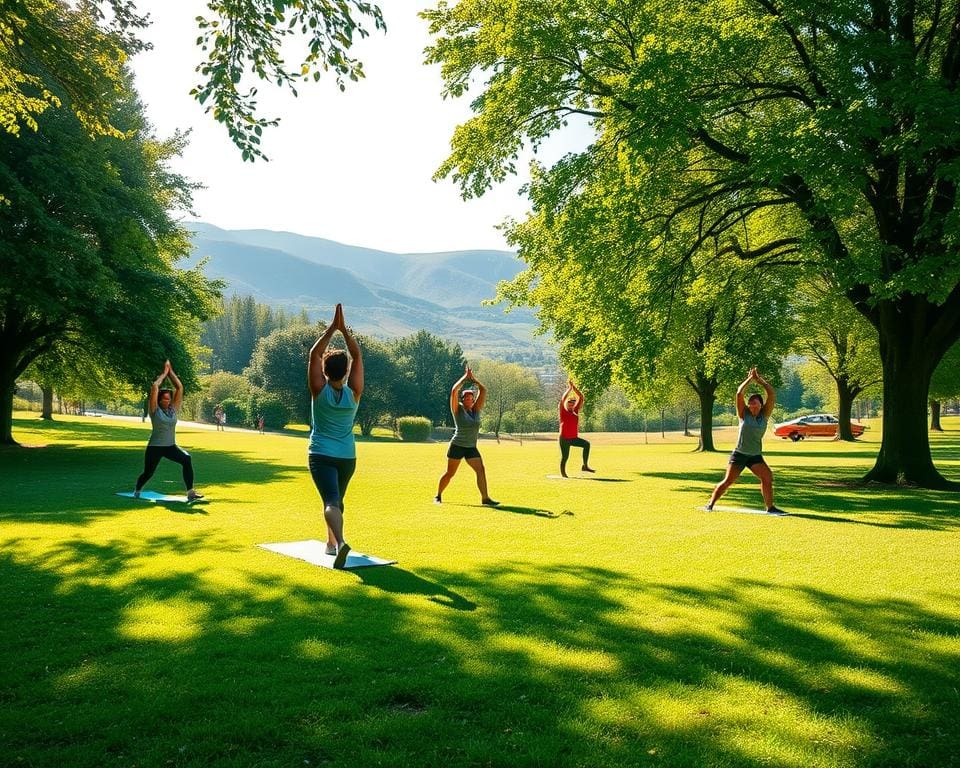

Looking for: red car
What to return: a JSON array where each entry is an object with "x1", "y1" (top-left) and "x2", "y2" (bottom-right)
[{"x1": 773, "y1": 413, "x2": 867, "y2": 441}]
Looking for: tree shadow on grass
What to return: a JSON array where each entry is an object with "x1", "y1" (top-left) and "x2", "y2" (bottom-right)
[
  {"x1": 644, "y1": 465, "x2": 960, "y2": 530},
  {"x1": 2, "y1": 540, "x2": 959, "y2": 767},
  {"x1": 0, "y1": 441, "x2": 302, "y2": 524}
]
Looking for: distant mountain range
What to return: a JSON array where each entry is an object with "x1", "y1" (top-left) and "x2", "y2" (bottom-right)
[{"x1": 183, "y1": 222, "x2": 555, "y2": 363}]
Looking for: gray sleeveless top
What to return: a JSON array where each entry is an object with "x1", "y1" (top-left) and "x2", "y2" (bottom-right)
[
  {"x1": 147, "y1": 406, "x2": 178, "y2": 447},
  {"x1": 451, "y1": 405, "x2": 481, "y2": 448},
  {"x1": 735, "y1": 414, "x2": 767, "y2": 455}
]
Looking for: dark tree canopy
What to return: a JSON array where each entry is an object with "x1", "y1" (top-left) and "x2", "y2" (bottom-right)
[
  {"x1": 426, "y1": 0, "x2": 960, "y2": 487},
  {"x1": 0, "y1": 64, "x2": 219, "y2": 443}
]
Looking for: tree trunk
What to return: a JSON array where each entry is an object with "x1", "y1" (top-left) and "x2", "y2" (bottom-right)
[
  {"x1": 835, "y1": 378, "x2": 857, "y2": 441},
  {"x1": 864, "y1": 325, "x2": 954, "y2": 488},
  {"x1": 660, "y1": 408, "x2": 665, "y2": 438},
  {"x1": 0, "y1": 379, "x2": 14, "y2": 445},
  {"x1": 41, "y1": 386, "x2": 54, "y2": 420},
  {"x1": 930, "y1": 399, "x2": 943, "y2": 432},
  {"x1": 690, "y1": 373, "x2": 718, "y2": 451}
]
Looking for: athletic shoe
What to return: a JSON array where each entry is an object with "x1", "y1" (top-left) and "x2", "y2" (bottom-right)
[
  {"x1": 481, "y1": 498, "x2": 500, "y2": 506},
  {"x1": 324, "y1": 544, "x2": 337, "y2": 556},
  {"x1": 187, "y1": 490, "x2": 204, "y2": 502},
  {"x1": 582, "y1": 466, "x2": 596, "y2": 473},
  {"x1": 767, "y1": 506, "x2": 789, "y2": 516},
  {"x1": 333, "y1": 542, "x2": 351, "y2": 569},
  {"x1": 704, "y1": 503, "x2": 713, "y2": 511},
  {"x1": 133, "y1": 490, "x2": 141, "y2": 498},
  {"x1": 433, "y1": 495, "x2": 442, "y2": 504}
]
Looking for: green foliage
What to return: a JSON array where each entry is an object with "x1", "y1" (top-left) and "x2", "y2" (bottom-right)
[
  {"x1": 246, "y1": 389, "x2": 288, "y2": 430},
  {"x1": 425, "y1": 0, "x2": 960, "y2": 483},
  {"x1": 0, "y1": 60, "x2": 219, "y2": 443},
  {"x1": 219, "y1": 397, "x2": 246, "y2": 426},
  {"x1": 354, "y1": 336, "x2": 403, "y2": 436},
  {"x1": 245, "y1": 323, "x2": 322, "y2": 424},
  {"x1": 930, "y1": 343, "x2": 960, "y2": 401},
  {"x1": 1, "y1": 1, "x2": 384, "y2": 161},
  {"x1": 201, "y1": 295, "x2": 294, "y2": 374},
  {"x1": 391, "y1": 331, "x2": 466, "y2": 426},
  {"x1": 473, "y1": 358, "x2": 543, "y2": 436},
  {"x1": 396, "y1": 415, "x2": 432, "y2": 441}
]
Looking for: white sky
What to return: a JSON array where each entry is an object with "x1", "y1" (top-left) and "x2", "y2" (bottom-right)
[{"x1": 131, "y1": 2, "x2": 589, "y2": 253}]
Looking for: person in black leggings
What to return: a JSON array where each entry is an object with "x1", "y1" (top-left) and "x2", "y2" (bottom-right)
[
  {"x1": 558, "y1": 379, "x2": 595, "y2": 478},
  {"x1": 134, "y1": 360, "x2": 203, "y2": 501}
]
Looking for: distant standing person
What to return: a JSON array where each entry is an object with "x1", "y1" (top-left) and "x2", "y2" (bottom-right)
[
  {"x1": 257, "y1": 413, "x2": 265, "y2": 434},
  {"x1": 308, "y1": 303, "x2": 364, "y2": 568},
  {"x1": 214, "y1": 404, "x2": 225, "y2": 431},
  {"x1": 706, "y1": 368, "x2": 786, "y2": 515},
  {"x1": 435, "y1": 367, "x2": 499, "y2": 506},
  {"x1": 559, "y1": 380, "x2": 594, "y2": 477},
  {"x1": 134, "y1": 360, "x2": 203, "y2": 501}
]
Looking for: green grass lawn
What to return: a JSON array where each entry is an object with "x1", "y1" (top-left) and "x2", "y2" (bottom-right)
[{"x1": 2, "y1": 412, "x2": 959, "y2": 768}]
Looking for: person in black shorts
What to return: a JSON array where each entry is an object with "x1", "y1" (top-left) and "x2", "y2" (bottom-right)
[
  {"x1": 435, "y1": 366, "x2": 499, "y2": 506},
  {"x1": 706, "y1": 368, "x2": 786, "y2": 515}
]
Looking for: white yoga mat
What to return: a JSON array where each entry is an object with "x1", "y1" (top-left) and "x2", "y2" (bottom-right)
[
  {"x1": 117, "y1": 490, "x2": 197, "y2": 504},
  {"x1": 258, "y1": 539, "x2": 397, "y2": 569},
  {"x1": 699, "y1": 505, "x2": 788, "y2": 516}
]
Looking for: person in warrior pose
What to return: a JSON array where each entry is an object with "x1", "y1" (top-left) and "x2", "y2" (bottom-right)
[
  {"x1": 308, "y1": 303, "x2": 364, "y2": 568},
  {"x1": 435, "y1": 366, "x2": 499, "y2": 506},
  {"x1": 559, "y1": 380, "x2": 594, "y2": 478},
  {"x1": 134, "y1": 360, "x2": 203, "y2": 501},
  {"x1": 706, "y1": 368, "x2": 787, "y2": 515}
]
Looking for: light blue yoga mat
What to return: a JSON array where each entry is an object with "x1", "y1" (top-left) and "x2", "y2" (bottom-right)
[
  {"x1": 258, "y1": 540, "x2": 396, "y2": 569},
  {"x1": 117, "y1": 490, "x2": 197, "y2": 504}
]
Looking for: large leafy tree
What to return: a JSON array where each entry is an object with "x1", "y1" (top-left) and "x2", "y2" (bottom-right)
[
  {"x1": 795, "y1": 280, "x2": 882, "y2": 440},
  {"x1": 426, "y1": 0, "x2": 960, "y2": 487},
  {"x1": 472, "y1": 358, "x2": 543, "y2": 438},
  {"x1": 1, "y1": 0, "x2": 384, "y2": 160},
  {"x1": 246, "y1": 324, "x2": 321, "y2": 424},
  {"x1": 0, "y1": 65, "x2": 219, "y2": 444},
  {"x1": 390, "y1": 330, "x2": 466, "y2": 425}
]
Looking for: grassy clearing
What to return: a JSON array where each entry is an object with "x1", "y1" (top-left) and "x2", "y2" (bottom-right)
[{"x1": 2, "y1": 412, "x2": 959, "y2": 767}]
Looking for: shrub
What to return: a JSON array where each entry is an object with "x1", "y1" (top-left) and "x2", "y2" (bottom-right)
[
  {"x1": 220, "y1": 398, "x2": 247, "y2": 426},
  {"x1": 397, "y1": 416, "x2": 432, "y2": 442},
  {"x1": 247, "y1": 389, "x2": 289, "y2": 430}
]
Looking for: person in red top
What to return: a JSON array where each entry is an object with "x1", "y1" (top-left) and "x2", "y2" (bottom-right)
[{"x1": 558, "y1": 379, "x2": 595, "y2": 478}]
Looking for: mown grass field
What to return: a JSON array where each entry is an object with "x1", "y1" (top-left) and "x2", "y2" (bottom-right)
[{"x1": 2, "y1": 412, "x2": 959, "y2": 768}]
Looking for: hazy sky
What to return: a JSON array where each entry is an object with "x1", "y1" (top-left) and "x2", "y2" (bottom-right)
[{"x1": 131, "y1": 2, "x2": 589, "y2": 253}]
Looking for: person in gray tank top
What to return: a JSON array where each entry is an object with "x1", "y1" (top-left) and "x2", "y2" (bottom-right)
[
  {"x1": 435, "y1": 366, "x2": 499, "y2": 506},
  {"x1": 706, "y1": 368, "x2": 786, "y2": 515},
  {"x1": 134, "y1": 360, "x2": 203, "y2": 501}
]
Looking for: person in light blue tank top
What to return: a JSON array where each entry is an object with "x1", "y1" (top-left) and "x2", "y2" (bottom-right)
[
  {"x1": 706, "y1": 368, "x2": 787, "y2": 515},
  {"x1": 307, "y1": 304, "x2": 363, "y2": 568}
]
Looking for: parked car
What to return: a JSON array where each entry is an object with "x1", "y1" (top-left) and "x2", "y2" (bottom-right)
[{"x1": 773, "y1": 413, "x2": 867, "y2": 441}]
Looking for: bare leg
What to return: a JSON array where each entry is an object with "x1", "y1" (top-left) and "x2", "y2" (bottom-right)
[
  {"x1": 749, "y1": 462, "x2": 775, "y2": 509},
  {"x1": 324, "y1": 503, "x2": 345, "y2": 547},
  {"x1": 436, "y1": 458, "x2": 461, "y2": 500},
  {"x1": 708, "y1": 463, "x2": 744, "y2": 507},
  {"x1": 465, "y1": 457, "x2": 489, "y2": 500}
]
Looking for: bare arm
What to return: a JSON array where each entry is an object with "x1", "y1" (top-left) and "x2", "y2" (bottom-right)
[
  {"x1": 339, "y1": 306, "x2": 363, "y2": 402},
  {"x1": 569, "y1": 380, "x2": 584, "y2": 409},
  {"x1": 308, "y1": 306, "x2": 339, "y2": 398},
  {"x1": 735, "y1": 371, "x2": 753, "y2": 419},
  {"x1": 148, "y1": 362, "x2": 170, "y2": 414},
  {"x1": 450, "y1": 368, "x2": 470, "y2": 417},
  {"x1": 165, "y1": 360, "x2": 184, "y2": 410},
  {"x1": 471, "y1": 369, "x2": 487, "y2": 411},
  {"x1": 754, "y1": 370, "x2": 776, "y2": 418}
]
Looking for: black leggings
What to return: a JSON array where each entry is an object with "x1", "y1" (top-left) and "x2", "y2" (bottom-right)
[
  {"x1": 559, "y1": 437, "x2": 590, "y2": 472},
  {"x1": 136, "y1": 445, "x2": 194, "y2": 491},
  {"x1": 309, "y1": 453, "x2": 356, "y2": 512}
]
